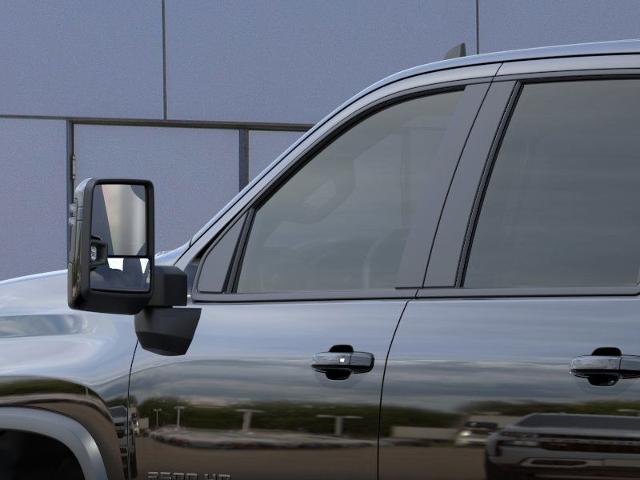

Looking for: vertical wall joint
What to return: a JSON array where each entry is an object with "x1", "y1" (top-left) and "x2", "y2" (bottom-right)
[
  {"x1": 162, "y1": 0, "x2": 168, "y2": 120},
  {"x1": 475, "y1": 0, "x2": 480, "y2": 54},
  {"x1": 66, "y1": 121, "x2": 75, "y2": 261},
  {"x1": 239, "y1": 129, "x2": 250, "y2": 190}
]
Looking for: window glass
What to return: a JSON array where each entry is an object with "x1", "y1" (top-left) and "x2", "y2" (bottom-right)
[
  {"x1": 236, "y1": 91, "x2": 463, "y2": 292},
  {"x1": 197, "y1": 215, "x2": 244, "y2": 293},
  {"x1": 465, "y1": 80, "x2": 640, "y2": 288}
]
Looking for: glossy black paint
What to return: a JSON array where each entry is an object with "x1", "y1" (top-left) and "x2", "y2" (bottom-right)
[
  {"x1": 380, "y1": 298, "x2": 640, "y2": 480},
  {"x1": 1, "y1": 40, "x2": 640, "y2": 480},
  {"x1": 378, "y1": 54, "x2": 640, "y2": 480},
  {"x1": 129, "y1": 300, "x2": 407, "y2": 480}
]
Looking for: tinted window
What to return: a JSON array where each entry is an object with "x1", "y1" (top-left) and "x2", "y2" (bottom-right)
[
  {"x1": 465, "y1": 80, "x2": 640, "y2": 288},
  {"x1": 237, "y1": 91, "x2": 463, "y2": 292},
  {"x1": 197, "y1": 215, "x2": 245, "y2": 293}
]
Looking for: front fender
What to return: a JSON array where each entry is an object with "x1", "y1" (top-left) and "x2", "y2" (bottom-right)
[
  {"x1": 0, "y1": 406, "x2": 109, "y2": 480},
  {"x1": 0, "y1": 270, "x2": 139, "y2": 480},
  {"x1": 0, "y1": 377, "x2": 127, "y2": 480}
]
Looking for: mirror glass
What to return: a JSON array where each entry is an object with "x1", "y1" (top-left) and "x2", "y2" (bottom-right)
[
  {"x1": 92, "y1": 184, "x2": 147, "y2": 256},
  {"x1": 90, "y1": 184, "x2": 151, "y2": 292}
]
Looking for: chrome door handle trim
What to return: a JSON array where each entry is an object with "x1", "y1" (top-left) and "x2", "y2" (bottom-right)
[
  {"x1": 570, "y1": 355, "x2": 621, "y2": 376},
  {"x1": 571, "y1": 354, "x2": 640, "y2": 380},
  {"x1": 311, "y1": 351, "x2": 374, "y2": 374}
]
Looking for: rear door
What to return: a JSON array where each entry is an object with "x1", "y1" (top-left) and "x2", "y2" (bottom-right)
[
  {"x1": 381, "y1": 70, "x2": 640, "y2": 479},
  {"x1": 129, "y1": 79, "x2": 490, "y2": 480}
]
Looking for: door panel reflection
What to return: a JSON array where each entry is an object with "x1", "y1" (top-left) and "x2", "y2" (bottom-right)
[
  {"x1": 130, "y1": 301, "x2": 405, "y2": 480},
  {"x1": 380, "y1": 297, "x2": 640, "y2": 480}
]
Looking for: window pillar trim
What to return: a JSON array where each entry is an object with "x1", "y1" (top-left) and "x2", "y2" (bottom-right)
[{"x1": 423, "y1": 80, "x2": 518, "y2": 287}]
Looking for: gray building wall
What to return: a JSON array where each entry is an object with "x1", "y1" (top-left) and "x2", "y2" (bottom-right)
[
  {"x1": 0, "y1": 0, "x2": 638, "y2": 280},
  {"x1": 74, "y1": 125, "x2": 239, "y2": 252}
]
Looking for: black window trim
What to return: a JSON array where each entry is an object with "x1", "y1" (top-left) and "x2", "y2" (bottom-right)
[
  {"x1": 191, "y1": 78, "x2": 494, "y2": 303},
  {"x1": 192, "y1": 210, "x2": 252, "y2": 294},
  {"x1": 420, "y1": 70, "x2": 640, "y2": 300},
  {"x1": 417, "y1": 285, "x2": 640, "y2": 299},
  {"x1": 455, "y1": 80, "x2": 523, "y2": 287},
  {"x1": 422, "y1": 80, "x2": 517, "y2": 288}
]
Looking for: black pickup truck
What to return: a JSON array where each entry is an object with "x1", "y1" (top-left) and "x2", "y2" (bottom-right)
[{"x1": 3, "y1": 40, "x2": 640, "y2": 480}]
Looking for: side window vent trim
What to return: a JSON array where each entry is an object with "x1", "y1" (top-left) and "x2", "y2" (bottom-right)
[
  {"x1": 227, "y1": 208, "x2": 255, "y2": 293},
  {"x1": 192, "y1": 211, "x2": 248, "y2": 297}
]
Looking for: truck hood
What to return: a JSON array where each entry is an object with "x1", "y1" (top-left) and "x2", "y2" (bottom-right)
[
  {"x1": 0, "y1": 267, "x2": 138, "y2": 387},
  {"x1": 0, "y1": 270, "x2": 69, "y2": 319},
  {"x1": 0, "y1": 242, "x2": 188, "y2": 325}
]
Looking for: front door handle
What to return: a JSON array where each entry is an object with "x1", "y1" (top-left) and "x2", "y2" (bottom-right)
[
  {"x1": 312, "y1": 345, "x2": 374, "y2": 380},
  {"x1": 312, "y1": 351, "x2": 375, "y2": 374},
  {"x1": 571, "y1": 347, "x2": 640, "y2": 386}
]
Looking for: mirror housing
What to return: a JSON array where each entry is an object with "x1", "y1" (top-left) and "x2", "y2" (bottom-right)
[
  {"x1": 68, "y1": 177, "x2": 201, "y2": 356},
  {"x1": 68, "y1": 178, "x2": 154, "y2": 314},
  {"x1": 133, "y1": 265, "x2": 201, "y2": 356}
]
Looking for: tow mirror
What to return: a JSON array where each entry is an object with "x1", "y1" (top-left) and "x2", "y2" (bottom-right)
[
  {"x1": 68, "y1": 178, "x2": 201, "y2": 355},
  {"x1": 68, "y1": 178, "x2": 154, "y2": 314}
]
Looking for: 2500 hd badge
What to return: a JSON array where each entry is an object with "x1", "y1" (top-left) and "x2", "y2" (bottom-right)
[{"x1": 147, "y1": 474, "x2": 231, "y2": 480}]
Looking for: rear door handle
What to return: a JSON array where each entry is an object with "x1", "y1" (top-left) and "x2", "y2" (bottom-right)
[{"x1": 571, "y1": 347, "x2": 640, "y2": 385}]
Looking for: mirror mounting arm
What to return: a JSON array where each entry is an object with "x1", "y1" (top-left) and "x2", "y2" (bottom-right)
[
  {"x1": 135, "y1": 265, "x2": 202, "y2": 356},
  {"x1": 146, "y1": 266, "x2": 188, "y2": 307},
  {"x1": 134, "y1": 306, "x2": 201, "y2": 357}
]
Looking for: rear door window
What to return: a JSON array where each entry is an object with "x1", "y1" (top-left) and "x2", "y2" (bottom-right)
[{"x1": 465, "y1": 79, "x2": 640, "y2": 288}]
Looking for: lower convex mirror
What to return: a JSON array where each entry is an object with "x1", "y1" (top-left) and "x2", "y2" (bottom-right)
[{"x1": 68, "y1": 178, "x2": 154, "y2": 314}]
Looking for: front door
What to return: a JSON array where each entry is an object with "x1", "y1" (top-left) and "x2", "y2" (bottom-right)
[
  {"x1": 381, "y1": 76, "x2": 640, "y2": 479},
  {"x1": 129, "y1": 85, "x2": 482, "y2": 480},
  {"x1": 131, "y1": 301, "x2": 404, "y2": 480}
]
